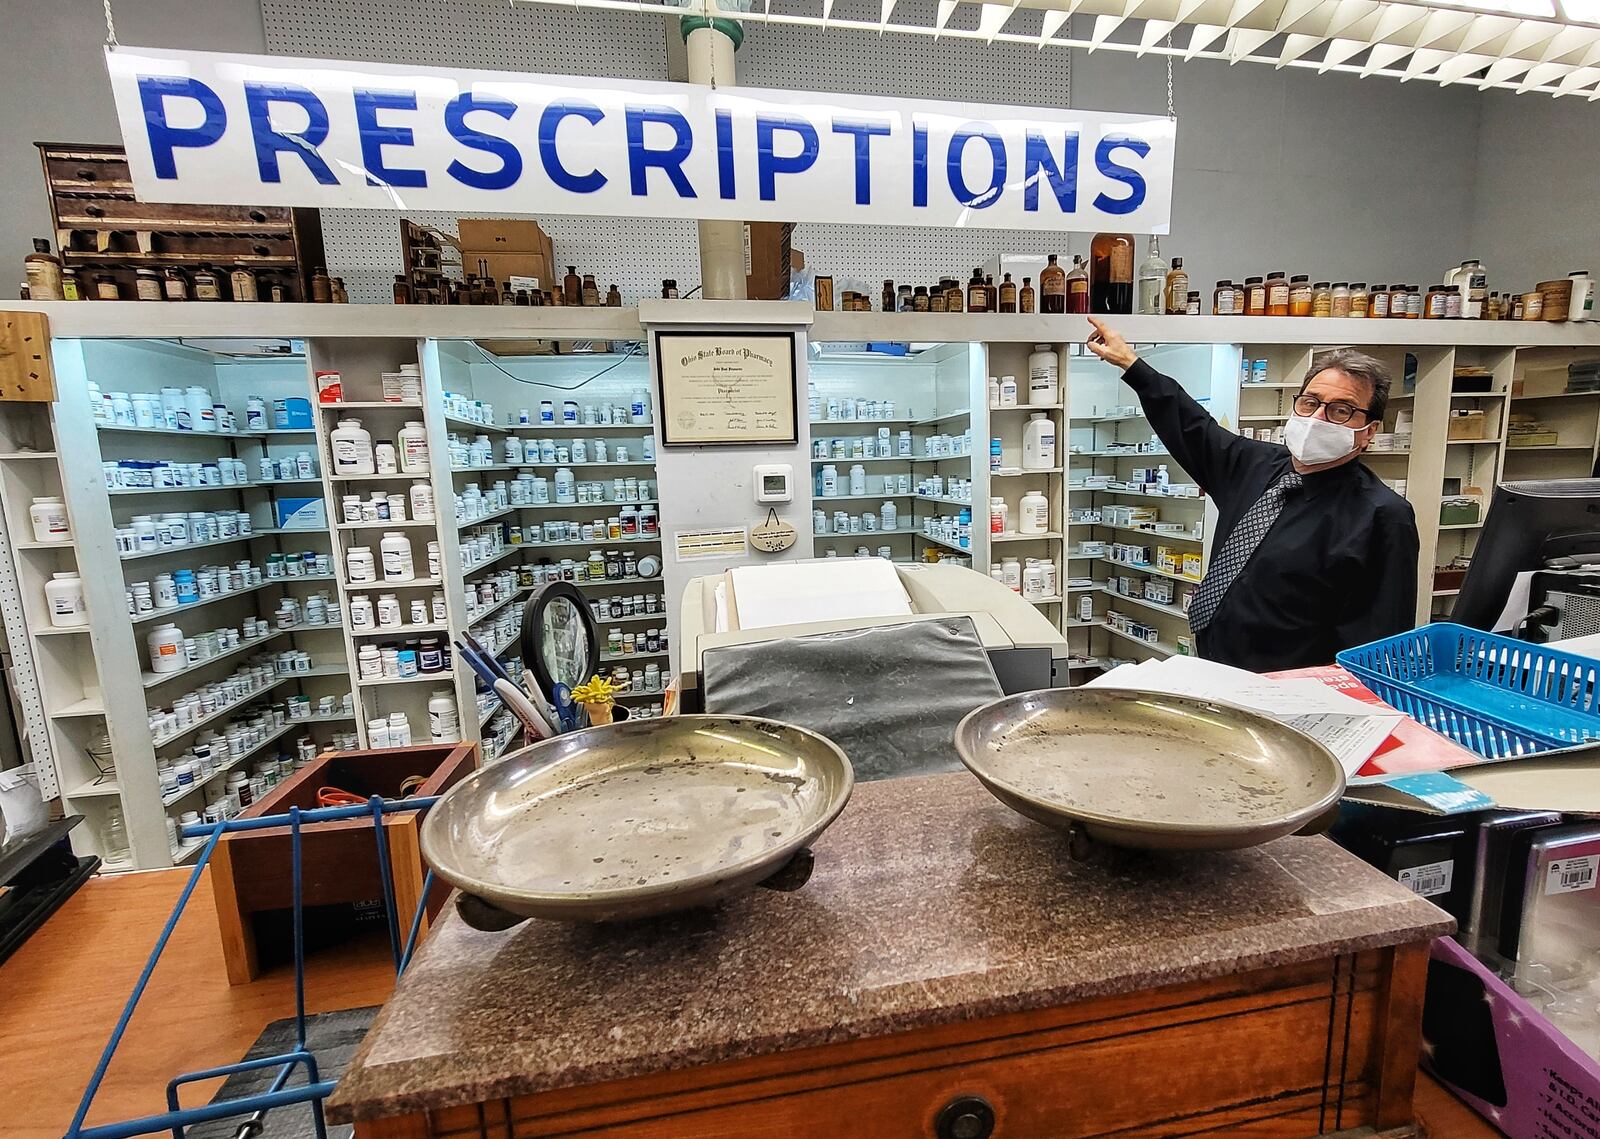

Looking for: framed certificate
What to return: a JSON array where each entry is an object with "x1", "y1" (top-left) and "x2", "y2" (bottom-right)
[{"x1": 654, "y1": 331, "x2": 799, "y2": 447}]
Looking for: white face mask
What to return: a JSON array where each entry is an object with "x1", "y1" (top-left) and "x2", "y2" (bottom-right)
[{"x1": 1283, "y1": 413, "x2": 1362, "y2": 465}]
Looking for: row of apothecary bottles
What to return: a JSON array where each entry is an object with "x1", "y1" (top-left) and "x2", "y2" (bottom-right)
[{"x1": 816, "y1": 234, "x2": 1189, "y2": 316}]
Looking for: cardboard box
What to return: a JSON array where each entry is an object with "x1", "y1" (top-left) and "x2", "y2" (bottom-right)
[
  {"x1": 458, "y1": 218, "x2": 555, "y2": 291},
  {"x1": 1448, "y1": 410, "x2": 1488, "y2": 440},
  {"x1": 745, "y1": 222, "x2": 793, "y2": 300},
  {"x1": 457, "y1": 218, "x2": 548, "y2": 253},
  {"x1": 461, "y1": 252, "x2": 553, "y2": 291},
  {"x1": 275, "y1": 497, "x2": 327, "y2": 530}
]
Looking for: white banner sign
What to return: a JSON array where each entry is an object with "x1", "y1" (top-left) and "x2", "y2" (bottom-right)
[{"x1": 106, "y1": 46, "x2": 1175, "y2": 233}]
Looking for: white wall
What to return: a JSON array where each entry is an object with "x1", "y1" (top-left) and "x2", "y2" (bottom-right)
[
  {"x1": 0, "y1": 0, "x2": 266, "y2": 274},
  {"x1": 1469, "y1": 90, "x2": 1600, "y2": 292}
]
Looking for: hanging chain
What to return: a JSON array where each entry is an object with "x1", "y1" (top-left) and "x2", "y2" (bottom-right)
[
  {"x1": 1165, "y1": 35, "x2": 1176, "y2": 119},
  {"x1": 103, "y1": 0, "x2": 118, "y2": 46},
  {"x1": 707, "y1": 0, "x2": 718, "y2": 89}
]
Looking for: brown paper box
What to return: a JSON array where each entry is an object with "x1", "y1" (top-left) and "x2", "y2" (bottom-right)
[{"x1": 745, "y1": 221, "x2": 793, "y2": 301}]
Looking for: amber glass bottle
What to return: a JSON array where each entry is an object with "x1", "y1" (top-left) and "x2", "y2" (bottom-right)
[
  {"x1": 998, "y1": 273, "x2": 1018, "y2": 313},
  {"x1": 1019, "y1": 277, "x2": 1036, "y2": 314},
  {"x1": 1039, "y1": 255, "x2": 1066, "y2": 314},
  {"x1": 1066, "y1": 256, "x2": 1090, "y2": 314},
  {"x1": 1088, "y1": 232, "x2": 1134, "y2": 314},
  {"x1": 967, "y1": 268, "x2": 988, "y2": 313}
]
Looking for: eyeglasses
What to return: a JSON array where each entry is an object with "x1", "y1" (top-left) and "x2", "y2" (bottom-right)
[{"x1": 1293, "y1": 393, "x2": 1372, "y2": 425}]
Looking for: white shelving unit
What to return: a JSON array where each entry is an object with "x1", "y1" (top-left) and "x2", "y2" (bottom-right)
[
  {"x1": 1064, "y1": 343, "x2": 1229, "y2": 669},
  {"x1": 808, "y1": 343, "x2": 980, "y2": 566},
  {"x1": 10, "y1": 302, "x2": 1600, "y2": 862},
  {"x1": 32, "y1": 338, "x2": 358, "y2": 870},
  {"x1": 983, "y1": 342, "x2": 1070, "y2": 629},
  {"x1": 428, "y1": 339, "x2": 669, "y2": 738}
]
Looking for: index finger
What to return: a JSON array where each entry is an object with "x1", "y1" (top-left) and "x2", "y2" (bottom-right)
[{"x1": 1087, "y1": 316, "x2": 1108, "y2": 335}]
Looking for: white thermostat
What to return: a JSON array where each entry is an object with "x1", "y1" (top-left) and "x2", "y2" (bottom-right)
[{"x1": 753, "y1": 463, "x2": 794, "y2": 503}]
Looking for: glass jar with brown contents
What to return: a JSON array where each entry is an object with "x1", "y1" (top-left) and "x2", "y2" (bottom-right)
[
  {"x1": 1288, "y1": 275, "x2": 1313, "y2": 317},
  {"x1": 1019, "y1": 277, "x2": 1035, "y2": 314},
  {"x1": 1265, "y1": 270, "x2": 1290, "y2": 316},
  {"x1": 1243, "y1": 276, "x2": 1267, "y2": 316},
  {"x1": 1212, "y1": 280, "x2": 1236, "y2": 315}
]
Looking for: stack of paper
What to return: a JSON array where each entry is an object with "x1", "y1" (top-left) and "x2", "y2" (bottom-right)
[{"x1": 1086, "y1": 656, "x2": 1404, "y2": 776}]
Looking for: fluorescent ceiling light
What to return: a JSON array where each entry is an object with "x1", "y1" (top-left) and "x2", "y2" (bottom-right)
[
  {"x1": 1560, "y1": 0, "x2": 1600, "y2": 21},
  {"x1": 1449, "y1": 0, "x2": 1555, "y2": 14}
]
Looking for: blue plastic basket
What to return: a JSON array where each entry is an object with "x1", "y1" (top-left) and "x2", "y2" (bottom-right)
[{"x1": 1337, "y1": 623, "x2": 1600, "y2": 760}]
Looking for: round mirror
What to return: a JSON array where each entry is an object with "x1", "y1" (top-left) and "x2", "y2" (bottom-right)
[{"x1": 522, "y1": 582, "x2": 598, "y2": 698}]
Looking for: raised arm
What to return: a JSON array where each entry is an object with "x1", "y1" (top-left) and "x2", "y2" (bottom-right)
[{"x1": 1085, "y1": 317, "x2": 1261, "y2": 498}]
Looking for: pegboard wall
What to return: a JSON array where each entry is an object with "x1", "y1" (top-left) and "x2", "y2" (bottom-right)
[{"x1": 262, "y1": 0, "x2": 1115, "y2": 305}]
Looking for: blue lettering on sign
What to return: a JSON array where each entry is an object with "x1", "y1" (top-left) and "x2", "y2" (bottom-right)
[
  {"x1": 1093, "y1": 135, "x2": 1150, "y2": 215},
  {"x1": 911, "y1": 120, "x2": 929, "y2": 208},
  {"x1": 537, "y1": 100, "x2": 606, "y2": 194},
  {"x1": 242, "y1": 82, "x2": 337, "y2": 185},
  {"x1": 625, "y1": 105, "x2": 696, "y2": 198},
  {"x1": 755, "y1": 116, "x2": 819, "y2": 201},
  {"x1": 1023, "y1": 130, "x2": 1079, "y2": 213},
  {"x1": 946, "y1": 125, "x2": 1006, "y2": 209},
  {"x1": 445, "y1": 93, "x2": 521, "y2": 191},
  {"x1": 138, "y1": 76, "x2": 228, "y2": 180},
  {"x1": 831, "y1": 118, "x2": 891, "y2": 206},
  {"x1": 354, "y1": 89, "x2": 427, "y2": 189},
  {"x1": 715, "y1": 109, "x2": 736, "y2": 200}
]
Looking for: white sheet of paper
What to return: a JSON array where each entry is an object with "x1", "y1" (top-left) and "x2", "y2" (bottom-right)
[
  {"x1": 728, "y1": 560, "x2": 912, "y2": 630},
  {"x1": 1087, "y1": 656, "x2": 1402, "y2": 775},
  {"x1": 1492, "y1": 570, "x2": 1538, "y2": 633}
]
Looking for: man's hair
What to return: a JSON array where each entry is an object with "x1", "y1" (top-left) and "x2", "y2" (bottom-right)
[{"x1": 1299, "y1": 348, "x2": 1393, "y2": 425}]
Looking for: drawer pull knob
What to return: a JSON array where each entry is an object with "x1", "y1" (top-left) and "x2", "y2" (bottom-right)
[{"x1": 935, "y1": 1096, "x2": 995, "y2": 1139}]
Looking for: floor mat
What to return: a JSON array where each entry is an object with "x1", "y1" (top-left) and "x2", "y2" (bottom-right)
[{"x1": 185, "y1": 1006, "x2": 380, "y2": 1139}]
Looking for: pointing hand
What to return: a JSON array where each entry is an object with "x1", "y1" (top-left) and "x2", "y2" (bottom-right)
[{"x1": 1085, "y1": 317, "x2": 1139, "y2": 370}]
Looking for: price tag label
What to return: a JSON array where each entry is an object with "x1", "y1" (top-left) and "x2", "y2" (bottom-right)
[
  {"x1": 1545, "y1": 854, "x2": 1598, "y2": 896},
  {"x1": 1397, "y1": 860, "x2": 1454, "y2": 898}
]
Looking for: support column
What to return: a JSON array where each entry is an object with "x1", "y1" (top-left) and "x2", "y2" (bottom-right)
[{"x1": 682, "y1": 17, "x2": 747, "y2": 300}]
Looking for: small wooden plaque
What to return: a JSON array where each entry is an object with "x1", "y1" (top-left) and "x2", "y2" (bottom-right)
[{"x1": 0, "y1": 311, "x2": 55, "y2": 403}]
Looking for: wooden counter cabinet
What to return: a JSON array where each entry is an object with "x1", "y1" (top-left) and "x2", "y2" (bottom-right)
[
  {"x1": 328, "y1": 772, "x2": 1451, "y2": 1139},
  {"x1": 208, "y1": 742, "x2": 476, "y2": 985}
]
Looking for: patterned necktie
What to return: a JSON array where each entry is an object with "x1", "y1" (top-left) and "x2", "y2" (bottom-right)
[{"x1": 1188, "y1": 471, "x2": 1304, "y2": 635}]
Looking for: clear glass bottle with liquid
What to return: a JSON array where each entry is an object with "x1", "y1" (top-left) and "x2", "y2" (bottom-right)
[
  {"x1": 1136, "y1": 237, "x2": 1168, "y2": 315},
  {"x1": 103, "y1": 803, "x2": 131, "y2": 864}
]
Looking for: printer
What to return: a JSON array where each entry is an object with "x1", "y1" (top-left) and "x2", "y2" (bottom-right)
[{"x1": 674, "y1": 560, "x2": 1075, "y2": 713}]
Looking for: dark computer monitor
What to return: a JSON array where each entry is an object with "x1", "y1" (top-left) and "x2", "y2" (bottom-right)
[{"x1": 1453, "y1": 479, "x2": 1600, "y2": 630}]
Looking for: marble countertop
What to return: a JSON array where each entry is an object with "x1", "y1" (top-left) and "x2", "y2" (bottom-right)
[{"x1": 329, "y1": 771, "x2": 1453, "y2": 1122}]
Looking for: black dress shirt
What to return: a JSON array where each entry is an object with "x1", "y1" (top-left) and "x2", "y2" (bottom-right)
[{"x1": 1122, "y1": 359, "x2": 1419, "y2": 672}]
